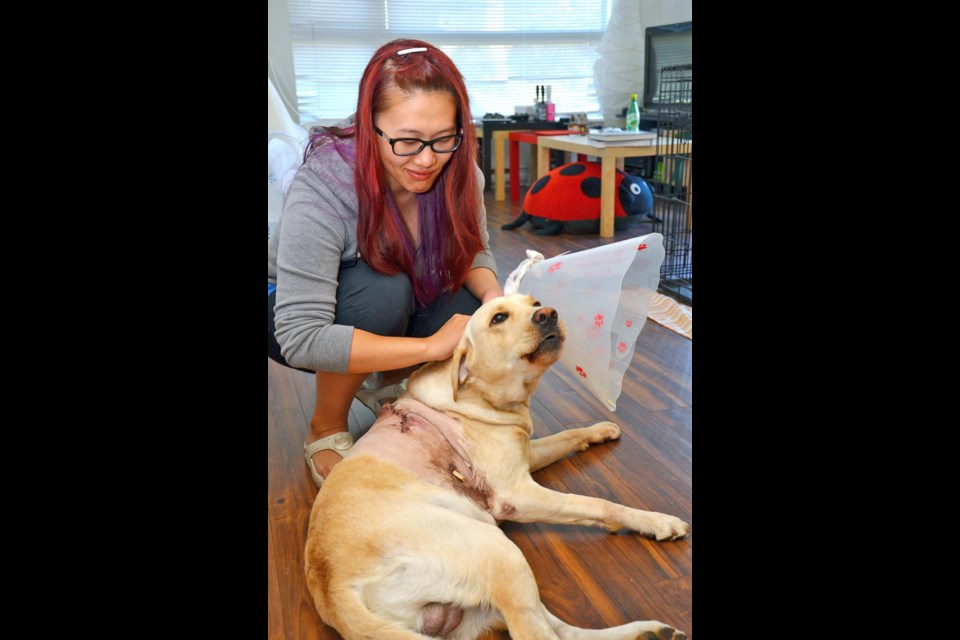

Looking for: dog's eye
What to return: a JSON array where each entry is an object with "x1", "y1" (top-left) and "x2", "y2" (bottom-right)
[
  {"x1": 533, "y1": 301, "x2": 542, "y2": 307},
  {"x1": 491, "y1": 312, "x2": 508, "y2": 325}
]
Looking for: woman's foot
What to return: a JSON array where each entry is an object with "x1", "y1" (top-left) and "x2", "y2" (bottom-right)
[
  {"x1": 307, "y1": 371, "x2": 368, "y2": 487},
  {"x1": 304, "y1": 427, "x2": 353, "y2": 487}
]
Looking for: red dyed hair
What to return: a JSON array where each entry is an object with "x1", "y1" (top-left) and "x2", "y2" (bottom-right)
[{"x1": 347, "y1": 39, "x2": 484, "y2": 306}]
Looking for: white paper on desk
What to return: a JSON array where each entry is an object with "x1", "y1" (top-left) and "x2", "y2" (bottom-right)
[{"x1": 512, "y1": 234, "x2": 664, "y2": 411}]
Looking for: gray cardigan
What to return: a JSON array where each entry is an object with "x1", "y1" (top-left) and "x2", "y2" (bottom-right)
[{"x1": 268, "y1": 127, "x2": 497, "y2": 373}]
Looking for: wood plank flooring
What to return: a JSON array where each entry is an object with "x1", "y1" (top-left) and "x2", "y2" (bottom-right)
[{"x1": 267, "y1": 190, "x2": 692, "y2": 639}]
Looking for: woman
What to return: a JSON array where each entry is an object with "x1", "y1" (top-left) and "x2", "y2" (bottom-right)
[{"x1": 268, "y1": 39, "x2": 503, "y2": 487}]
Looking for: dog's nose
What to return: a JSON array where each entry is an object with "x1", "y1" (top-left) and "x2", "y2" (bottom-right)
[{"x1": 532, "y1": 307, "x2": 558, "y2": 326}]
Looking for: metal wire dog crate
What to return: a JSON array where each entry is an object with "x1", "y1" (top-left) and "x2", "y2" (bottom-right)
[{"x1": 652, "y1": 64, "x2": 692, "y2": 306}]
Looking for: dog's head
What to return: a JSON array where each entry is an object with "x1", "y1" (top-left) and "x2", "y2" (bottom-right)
[{"x1": 451, "y1": 293, "x2": 565, "y2": 407}]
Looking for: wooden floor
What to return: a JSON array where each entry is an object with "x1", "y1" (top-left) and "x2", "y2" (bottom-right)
[{"x1": 267, "y1": 189, "x2": 692, "y2": 639}]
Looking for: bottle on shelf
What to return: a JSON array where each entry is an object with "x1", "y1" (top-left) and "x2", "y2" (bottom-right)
[
  {"x1": 625, "y1": 92, "x2": 640, "y2": 132},
  {"x1": 535, "y1": 85, "x2": 547, "y2": 121},
  {"x1": 545, "y1": 85, "x2": 555, "y2": 122}
]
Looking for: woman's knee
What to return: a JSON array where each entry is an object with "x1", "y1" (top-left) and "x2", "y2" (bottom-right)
[
  {"x1": 336, "y1": 260, "x2": 415, "y2": 336},
  {"x1": 268, "y1": 289, "x2": 316, "y2": 374}
]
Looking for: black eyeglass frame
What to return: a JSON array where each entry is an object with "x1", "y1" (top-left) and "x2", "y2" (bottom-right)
[{"x1": 373, "y1": 126, "x2": 464, "y2": 156}]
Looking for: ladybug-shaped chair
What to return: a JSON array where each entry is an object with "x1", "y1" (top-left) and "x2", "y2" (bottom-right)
[{"x1": 501, "y1": 161, "x2": 655, "y2": 235}]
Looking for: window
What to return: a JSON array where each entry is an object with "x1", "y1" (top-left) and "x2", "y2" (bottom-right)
[{"x1": 287, "y1": 0, "x2": 611, "y2": 125}]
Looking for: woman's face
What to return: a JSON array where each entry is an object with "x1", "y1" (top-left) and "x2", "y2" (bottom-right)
[{"x1": 374, "y1": 90, "x2": 459, "y2": 198}]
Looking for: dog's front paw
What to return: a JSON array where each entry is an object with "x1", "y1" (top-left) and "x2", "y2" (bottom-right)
[
  {"x1": 587, "y1": 421, "x2": 621, "y2": 443},
  {"x1": 618, "y1": 620, "x2": 687, "y2": 640},
  {"x1": 636, "y1": 623, "x2": 687, "y2": 640},
  {"x1": 640, "y1": 513, "x2": 690, "y2": 541}
]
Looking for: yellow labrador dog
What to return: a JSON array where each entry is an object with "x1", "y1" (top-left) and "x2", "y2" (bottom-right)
[{"x1": 305, "y1": 293, "x2": 689, "y2": 640}]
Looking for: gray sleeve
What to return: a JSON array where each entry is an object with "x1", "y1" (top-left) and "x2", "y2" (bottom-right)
[
  {"x1": 272, "y1": 163, "x2": 356, "y2": 373},
  {"x1": 469, "y1": 163, "x2": 498, "y2": 276}
]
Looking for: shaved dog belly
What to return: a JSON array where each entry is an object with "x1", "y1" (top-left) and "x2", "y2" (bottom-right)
[{"x1": 347, "y1": 399, "x2": 492, "y2": 515}]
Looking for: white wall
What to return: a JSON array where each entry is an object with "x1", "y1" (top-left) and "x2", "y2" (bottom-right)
[
  {"x1": 640, "y1": 0, "x2": 692, "y2": 31},
  {"x1": 268, "y1": 0, "x2": 299, "y2": 123}
]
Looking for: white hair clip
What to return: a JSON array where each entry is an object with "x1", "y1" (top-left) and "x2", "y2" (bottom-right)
[{"x1": 397, "y1": 47, "x2": 427, "y2": 56}]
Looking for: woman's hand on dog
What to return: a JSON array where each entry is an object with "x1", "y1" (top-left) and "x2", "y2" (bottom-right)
[{"x1": 428, "y1": 314, "x2": 472, "y2": 361}]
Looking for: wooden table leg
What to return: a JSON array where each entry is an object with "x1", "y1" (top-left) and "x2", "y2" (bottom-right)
[
  {"x1": 599, "y1": 157, "x2": 616, "y2": 238},
  {"x1": 494, "y1": 131, "x2": 508, "y2": 201},
  {"x1": 537, "y1": 144, "x2": 551, "y2": 181}
]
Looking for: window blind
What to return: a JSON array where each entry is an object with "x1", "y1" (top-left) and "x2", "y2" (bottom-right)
[{"x1": 287, "y1": 0, "x2": 610, "y2": 125}]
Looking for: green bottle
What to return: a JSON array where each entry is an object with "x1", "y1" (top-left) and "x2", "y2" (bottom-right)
[{"x1": 625, "y1": 93, "x2": 640, "y2": 132}]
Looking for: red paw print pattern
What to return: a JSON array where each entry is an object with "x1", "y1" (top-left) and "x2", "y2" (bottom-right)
[
  {"x1": 617, "y1": 341, "x2": 627, "y2": 354},
  {"x1": 637, "y1": 243, "x2": 647, "y2": 251},
  {"x1": 576, "y1": 366, "x2": 587, "y2": 378},
  {"x1": 594, "y1": 313, "x2": 604, "y2": 327},
  {"x1": 547, "y1": 262, "x2": 562, "y2": 273},
  {"x1": 625, "y1": 319, "x2": 633, "y2": 328}
]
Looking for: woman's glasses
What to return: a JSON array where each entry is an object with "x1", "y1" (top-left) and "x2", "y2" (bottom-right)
[{"x1": 374, "y1": 126, "x2": 463, "y2": 156}]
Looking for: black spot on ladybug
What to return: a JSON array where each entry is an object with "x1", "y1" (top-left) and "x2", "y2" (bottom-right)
[
  {"x1": 530, "y1": 175, "x2": 551, "y2": 195},
  {"x1": 559, "y1": 163, "x2": 588, "y2": 176},
  {"x1": 581, "y1": 177, "x2": 602, "y2": 199}
]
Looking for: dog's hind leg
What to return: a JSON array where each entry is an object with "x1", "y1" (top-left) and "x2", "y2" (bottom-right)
[
  {"x1": 363, "y1": 521, "x2": 565, "y2": 640},
  {"x1": 543, "y1": 607, "x2": 687, "y2": 640},
  {"x1": 529, "y1": 422, "x2": 622, "y2": 472},
  {"x1": 460, "y1": 540, "x2": 563, "y2": 640}
]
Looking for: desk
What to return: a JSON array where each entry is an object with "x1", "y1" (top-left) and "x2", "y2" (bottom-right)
[
  {"x1": 478, "y1": 119, "x2": 568, "y2": 191},
  {"x1": 535, "y1": 134, "x2": 692, "y2": 238}
]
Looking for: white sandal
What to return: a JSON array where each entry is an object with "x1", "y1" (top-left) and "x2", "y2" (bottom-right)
[
  {"x1": 303, "y1": 431, "x2": 354, "y2": 488},
  {"x1": 355, "y1": 379, "x2": 407, "y2": 415}
]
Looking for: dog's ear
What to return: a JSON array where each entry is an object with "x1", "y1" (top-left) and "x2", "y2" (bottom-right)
[{"x1": 450, "y1": 333, "x2": 472, "y2": 402}]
